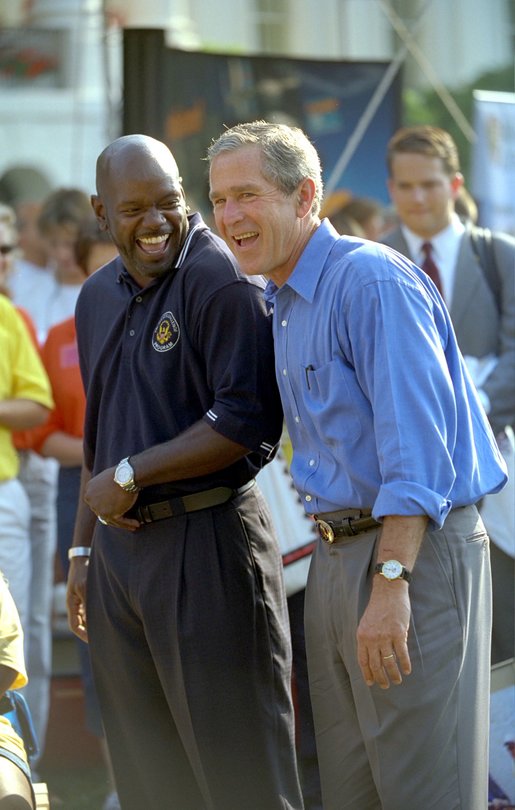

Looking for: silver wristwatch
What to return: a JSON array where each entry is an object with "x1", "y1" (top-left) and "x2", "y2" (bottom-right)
[
  {"x1": 374, "y1": 559, "x2": 411, "y2": 583},
  {"x1": 114, "y1": 457, "x2": 140, "y2": 493}
]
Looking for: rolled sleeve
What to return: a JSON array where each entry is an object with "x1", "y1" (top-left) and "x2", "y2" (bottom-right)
[{"x1": 373, "y1": 481, "x2": 452, "y2": 529}]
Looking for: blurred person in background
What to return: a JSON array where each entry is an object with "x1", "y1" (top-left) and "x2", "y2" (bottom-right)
[
  {"x1": 320, "y1": 193, "x2": 386, "y2": 241},
  {"x1": 383, "y1": 124, "x2": 515, "y2": 666},
  {"x1": 0, "y1": 209, "x2": 53, "y2": 642},
  {"x1": 0, "y1": 167, "x2": 54, "y2": 346},
  {"x1": 0, "y1": 571, "x2": 40, "y2": 810},
  {"x1": 9, "y1": 187, "x2": 95, "y2": 772},
  {"x1": 333, "y1": 196, "x2": 386, "y2": 241},
  {"x1": 30, "y1": 187, "x2": 94, "y2": 342},
  {"x1": 0, "y1": 203, "x2": 38, "y2": 344},
  {"x1": 30, "y1": 219, "x2": 119, "y2": 810}
]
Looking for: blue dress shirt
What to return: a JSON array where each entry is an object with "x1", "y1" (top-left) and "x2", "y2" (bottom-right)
[{"x1": 265, "y1": 219, "x2": 507, "y2": 528}]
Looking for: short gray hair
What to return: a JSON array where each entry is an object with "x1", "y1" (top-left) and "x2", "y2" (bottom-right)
[{"x1": 207, "y1": 120, "x2": 323, "y2": 216}]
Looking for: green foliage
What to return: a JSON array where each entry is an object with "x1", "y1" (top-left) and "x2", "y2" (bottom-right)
[{"x1": 402, "y1": 65, "x2": 514, "y2": 177}]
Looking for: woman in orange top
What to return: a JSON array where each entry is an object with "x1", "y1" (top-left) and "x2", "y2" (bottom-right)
[{"x1": 32, "y1": 222, "x2": 117, "y2": 467}]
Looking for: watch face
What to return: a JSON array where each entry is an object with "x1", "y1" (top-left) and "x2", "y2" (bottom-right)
[
  {"x1": 382, "y1": 560, "x2": 403, "y2": 579},
  {"x1": 116, "y1": 461, "x2": 133, "y2": 485}
]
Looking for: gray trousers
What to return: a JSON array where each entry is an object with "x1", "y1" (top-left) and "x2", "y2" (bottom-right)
[{"x1": 305, "y1": 505, "x2": 492, "y2": 810}]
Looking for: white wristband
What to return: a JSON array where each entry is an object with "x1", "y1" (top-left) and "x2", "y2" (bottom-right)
[{"x1": 68, "y1": 546, "x2": 91, "y2": 560}]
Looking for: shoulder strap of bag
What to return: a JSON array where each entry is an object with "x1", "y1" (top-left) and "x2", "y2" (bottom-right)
[
  {"x1": 469, "y1": 226, "x2": 502, "y2": 314},
  {"x1": 0, "y1": 690, "x2": 40, "y2": 758}
]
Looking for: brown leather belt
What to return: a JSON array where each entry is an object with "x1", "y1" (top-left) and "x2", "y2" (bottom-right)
[
  {"x1": 133, "y1": 480, "x2": 255, "y2": 524},
  {"x1": 314, "y1": 509, "x2": 380, "y2": 544}
]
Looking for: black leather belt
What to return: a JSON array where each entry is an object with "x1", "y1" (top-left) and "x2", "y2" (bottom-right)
[
  {"x1": 133, "y1": 480, "x2": 255, "y2": 524},
  {"x1": 314, "y1": 509, "x2": 380, "y2": 544}
]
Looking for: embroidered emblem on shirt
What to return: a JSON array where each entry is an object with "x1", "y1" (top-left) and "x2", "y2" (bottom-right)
[{"x1": 152, "y1": 311, "x2": 180, "y2": 352}]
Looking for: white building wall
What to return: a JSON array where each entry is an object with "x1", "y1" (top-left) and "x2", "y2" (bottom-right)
[
  {"x1": 0, "y1": 0, "x2": 118, "y2": 192},
  {"x1": 188, "y1": 0, "x2": 261, "y2": 53},
  {"x1": 408, "y1": 0, "x2": 513, "y2": 89},
  {"x1": 286, "y1": 0, "x2": 393, "y2": 61},
  {"x1": 0, "y1": 0, "x2": 513, "y2": 193}
]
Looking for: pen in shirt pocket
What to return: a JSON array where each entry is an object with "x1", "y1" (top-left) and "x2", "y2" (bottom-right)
[{"x1": 305, "y1": 364, "x2": 314, "y2": 389}]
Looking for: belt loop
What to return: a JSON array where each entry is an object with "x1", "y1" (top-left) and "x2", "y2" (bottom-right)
[
  {"x1": 169, "y1": 497, "x2": 186, "y2": 517},
  {"x1": 139, "y1": 504, "x2": 152, "y2": 524}
]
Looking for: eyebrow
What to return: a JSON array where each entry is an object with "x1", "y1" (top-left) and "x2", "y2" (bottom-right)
[{"x1": 209, "y1": 183, "x2": 261, "y2": 201}]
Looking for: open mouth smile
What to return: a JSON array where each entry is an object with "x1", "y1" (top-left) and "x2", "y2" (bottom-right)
[
  {"x1": 233, "y1": 231, "x2": 258, "y2": 248},
  {"x1": 137, "y1": 234, "x2": 170, "y2": 255}
]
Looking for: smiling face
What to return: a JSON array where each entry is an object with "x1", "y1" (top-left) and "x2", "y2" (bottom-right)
[
  {"x1": 209, "y1": 144, "x2": 316, "y2": 287},
  {"x1": 388, "y1": 152, "x2": 463, "y2": 239},
  {"x1": 92, "y1": 138, "x2": 189, "y2": 287}
]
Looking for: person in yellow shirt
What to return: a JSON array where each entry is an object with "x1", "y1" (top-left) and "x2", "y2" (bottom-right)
[
  {"x1": 0, "y1": 293, "x2": 53, "y2": 635},
  {"x1": 0, "y1": 570, "x2": 36, "y2": 808}
]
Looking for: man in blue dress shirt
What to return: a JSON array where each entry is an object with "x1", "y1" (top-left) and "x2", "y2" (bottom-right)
[{"x1": 208, "y1": 121, "x2": 508, "y2": 810}]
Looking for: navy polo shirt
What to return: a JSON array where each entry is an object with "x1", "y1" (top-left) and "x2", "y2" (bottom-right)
[{"x1": 75, "y1": 214, "x2": 283, "y2": 497}]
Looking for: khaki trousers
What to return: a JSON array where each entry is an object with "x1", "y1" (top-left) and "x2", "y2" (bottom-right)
[{"x1": 305, "y1": 505, "x2": 492, "y2": 810}]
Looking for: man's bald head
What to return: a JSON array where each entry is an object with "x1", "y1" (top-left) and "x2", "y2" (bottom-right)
[
  {"x1": 96, "y1": 135, "x2": 180, "y2": 197},
  {"x1": 91, "y1": 134, "x2": 189, "y2": 286}
]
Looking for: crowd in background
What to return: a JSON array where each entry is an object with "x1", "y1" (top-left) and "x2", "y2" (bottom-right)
[{"x1": 0, "y1": 118, "x2": 513, "y2": 810}]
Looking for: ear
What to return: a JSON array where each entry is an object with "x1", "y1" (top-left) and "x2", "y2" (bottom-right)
[
  {"x1": 450, "y1": 172, "x2": 464, "y2": 199},
  {"x1": 91, "y1": 194, "x2": 109, "y2": 231},
  {"x1": 297, "y1": 178, "x2": 316, "y2": 218}
]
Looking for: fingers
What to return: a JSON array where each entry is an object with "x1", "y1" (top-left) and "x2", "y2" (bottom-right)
[
  {"x1": 67, "y1": 598, "x2": 89, "y2": 643},
  {"x1": 69, "y1": 616, "x2": 89, "y2": 643},
  {"x1": 379, "y1": 650, "x2": 402, "y2": 688},
  {"x1": 66, "y1": 571, "x2": 89, "y2": 642},
  {"x1": 358, "y1": 644, "x2": 411, "y2": 689},
  {"x1": 96, "y1": 514, "x2": 140, "y2": 531}
]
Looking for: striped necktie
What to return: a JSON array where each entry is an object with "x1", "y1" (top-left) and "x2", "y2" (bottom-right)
[{"x1": 421, "y1": 242, "x2": 444, "y2": 298}]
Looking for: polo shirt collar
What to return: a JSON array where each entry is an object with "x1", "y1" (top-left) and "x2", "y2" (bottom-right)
[{"x1": 175, "y1": 213, "x2": 207, "y2": 268}]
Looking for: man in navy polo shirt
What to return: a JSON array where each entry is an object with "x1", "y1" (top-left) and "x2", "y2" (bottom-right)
[{"x1": 66, "y1": 134, "x2": 303, "y2": 810}]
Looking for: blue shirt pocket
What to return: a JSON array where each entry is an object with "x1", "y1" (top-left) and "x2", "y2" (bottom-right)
[{"x1": 301, "y1": 358, "x2": 363, "y2": 445}]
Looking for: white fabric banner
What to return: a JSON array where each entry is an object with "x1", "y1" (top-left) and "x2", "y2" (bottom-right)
[
  {"x1": 471, "y1": 90, "x2": 515, "y2": 236},
  {"x1": 257, "y1": 448, "x2": 317, "y2": 597}
]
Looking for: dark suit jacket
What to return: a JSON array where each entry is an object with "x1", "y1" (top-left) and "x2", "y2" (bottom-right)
[{"x1": 382, "y1": 223, "x2": 515, "y2": 433}]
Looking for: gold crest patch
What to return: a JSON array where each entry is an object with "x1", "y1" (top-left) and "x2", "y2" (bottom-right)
[{"x1": 152, "y1": 311, "x2": 180, "y2": 352}]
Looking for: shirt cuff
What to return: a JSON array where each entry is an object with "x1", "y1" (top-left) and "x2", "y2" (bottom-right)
[
  {"x1": 202, "y1": 409, "x2": 279, "y2": 458},
  {"x1": 373, "y1": 481, "x2": 452, "y2": 530}
]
